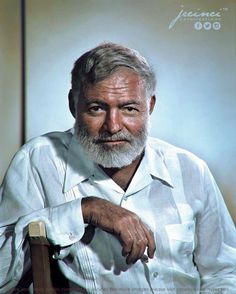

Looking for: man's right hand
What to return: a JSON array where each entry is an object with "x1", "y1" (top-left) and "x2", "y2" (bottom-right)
[{"x1": 81, "y1": 196, "x2": 156, "y2": 265}]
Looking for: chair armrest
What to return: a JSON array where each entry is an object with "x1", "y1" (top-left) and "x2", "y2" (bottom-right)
[{"x1": 28, "y1": 221, "x2": 57, "y2": 294}]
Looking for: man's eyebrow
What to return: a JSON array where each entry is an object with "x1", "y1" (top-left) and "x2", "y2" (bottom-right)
[
  {"x1": 84, "y1": 99, "x2": 141, "y2": 107},
  {"x1": 119, "y1": 100, "x2": 140, "y2": 106},
  {"x1": 85, "y1": 99, "x2": 107, "y2": 106}
]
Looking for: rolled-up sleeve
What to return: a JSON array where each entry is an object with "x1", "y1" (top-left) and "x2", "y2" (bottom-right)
[{"x1": 0, "y1": 147, "x2": 85, "y2": 293}]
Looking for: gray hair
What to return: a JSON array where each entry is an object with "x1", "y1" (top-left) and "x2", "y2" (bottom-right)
[{"x1": 71, "y1": 43, "x2": 156, "y2": 107}]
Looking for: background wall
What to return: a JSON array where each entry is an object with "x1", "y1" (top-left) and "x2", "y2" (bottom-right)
[
  {"x1": 1, "y1": 0, "x2": 236, "y2": 221},
  {"x1": 0, "y1": 0, "x2": 21, "y2": 184}
]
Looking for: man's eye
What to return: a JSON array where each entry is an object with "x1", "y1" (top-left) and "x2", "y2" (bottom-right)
[
  {"x1": 123, "y1": 107, "x2": 138, "y2": 113},
  {"x1": 88, "y1": 106, "x2": 102, "y2": 112}
]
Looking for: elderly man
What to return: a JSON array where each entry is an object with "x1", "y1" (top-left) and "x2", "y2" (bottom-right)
[{"x1": 0, "y1": 43, "x2": 236, "y2": 294}]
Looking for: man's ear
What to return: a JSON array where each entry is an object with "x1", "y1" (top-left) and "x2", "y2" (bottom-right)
[
  {"x1": 149, "y1": 95, "x2": 156, "y2": 114},
  {"x1": 68, "y1": 89, "x2": 76, "y2": 118}
]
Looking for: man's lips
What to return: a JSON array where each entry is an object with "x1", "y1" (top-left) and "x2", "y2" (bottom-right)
[{"x1": 95, "y1": 139, "x2": 129, "y2": 145}]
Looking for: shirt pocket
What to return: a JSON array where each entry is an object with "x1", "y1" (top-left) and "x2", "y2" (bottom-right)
[{"x1": 165, "y1": 221, "x2": 196, "y2": 272}]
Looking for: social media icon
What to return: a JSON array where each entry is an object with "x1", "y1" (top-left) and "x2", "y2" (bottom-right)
[
  {"x1": 203, "y1": 22, "x2": 212, "y2": 30},
  {"x1": 213, "y1": 22, "x2": 221, "y2": 30},
  {"x1": 194, "y1": 22, "x2": 202, "y2": 30}
]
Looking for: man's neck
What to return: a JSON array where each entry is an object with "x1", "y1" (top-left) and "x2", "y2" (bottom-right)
[{"x1": 100, "y1": 152, "x2": 144, "y2": 191}]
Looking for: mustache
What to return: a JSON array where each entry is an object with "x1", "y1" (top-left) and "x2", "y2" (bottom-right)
[{"x1": 92, "y1": 131, "x2": 134, "y2": 143}]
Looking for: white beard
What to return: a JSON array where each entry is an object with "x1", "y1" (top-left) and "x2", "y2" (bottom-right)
[{"x1": 75, "y1": 118, "x2": 150, "y2": 168}]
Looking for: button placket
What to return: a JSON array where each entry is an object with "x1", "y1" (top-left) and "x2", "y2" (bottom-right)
[{"x1": 119, "y1": 193, "x2": 129, "y2": 206}]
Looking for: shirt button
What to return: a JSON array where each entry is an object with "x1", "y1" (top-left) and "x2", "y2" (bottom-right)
[
  {"x1": 123, "y1": 196, "x2": 128, "y2": 201},
  {"x1": 69, "y1": 234, "x2": 76, "y2": 241},
  {"x1": 153, "y1": 272, "x2": 158, "y2": 278}
]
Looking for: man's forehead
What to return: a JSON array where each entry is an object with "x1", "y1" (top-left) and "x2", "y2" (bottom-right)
[{"x1": 85, "y1": 69, "x2": 145, "y2": 93}]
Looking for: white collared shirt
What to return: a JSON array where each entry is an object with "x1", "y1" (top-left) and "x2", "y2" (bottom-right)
[{"x1": 0, "y1": 129, "x2": 236, "y2": 294}]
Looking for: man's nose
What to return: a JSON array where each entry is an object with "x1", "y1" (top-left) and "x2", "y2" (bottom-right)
[{"x1": 103, "y1": 109, "x2": 122, "y2": 134}]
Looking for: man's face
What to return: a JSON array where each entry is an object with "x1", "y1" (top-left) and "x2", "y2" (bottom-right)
[{"x1": 75, "y1": 68, "x2": 155, "y2": 168}]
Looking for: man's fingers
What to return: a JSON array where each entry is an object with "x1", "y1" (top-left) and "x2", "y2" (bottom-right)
[
  {"x1": 121, "y1": 240, "x2": 132, "y2": 257},
  {"x1": 121, "y1": 226, "x2": 136, "y2": 257},
  {"x1": 141, "y1": 224, "x2": 156, "y2": 258},
  {"x1": 120, "y1": 218, "x2": 156, "y2": 264},
  {"x1": 121, "y1": 223, "x2": 151, "y2": 264},
  {"x1": 126, "y1": 236, "x2": 147, "y2": 264},
  {"x1": 82, "y1": 197, "x2": 156, "y2": 264}
]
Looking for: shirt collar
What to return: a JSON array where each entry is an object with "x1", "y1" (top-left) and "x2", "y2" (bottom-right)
[
  {"x1": 145, "y1": 139, "x2": 174, "y2": 188},
  {"x1": 63, "y1": 135, "x2": 174, "y2": 192},
  {"x1": 63, "y1": 134, "x2": 95, "y2": 192}
]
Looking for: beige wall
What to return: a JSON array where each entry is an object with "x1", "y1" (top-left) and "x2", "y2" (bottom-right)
[{"x1": 0, "y1": 0, "x2": 21, "y2": 182}]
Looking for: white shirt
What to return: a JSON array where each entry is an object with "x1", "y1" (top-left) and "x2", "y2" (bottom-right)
[{"x1": 0, "y1": 129, "x2": 236, "y2": 294}]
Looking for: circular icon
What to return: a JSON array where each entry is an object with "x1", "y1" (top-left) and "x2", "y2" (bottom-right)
[
  {"x1": 203, "y1": 22, "x2": 212, "y2": 30},
  {"x1": 213, "y1": 22, "x2": 221, "y2": 30},
  {"x1": 194, "y1": 22, "x2": 202, "y2": 30}
]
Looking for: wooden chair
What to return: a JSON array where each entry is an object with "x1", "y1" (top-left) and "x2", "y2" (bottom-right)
[{"x1": 28, "y1": 222, "x2": 69, "y2": 294}]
